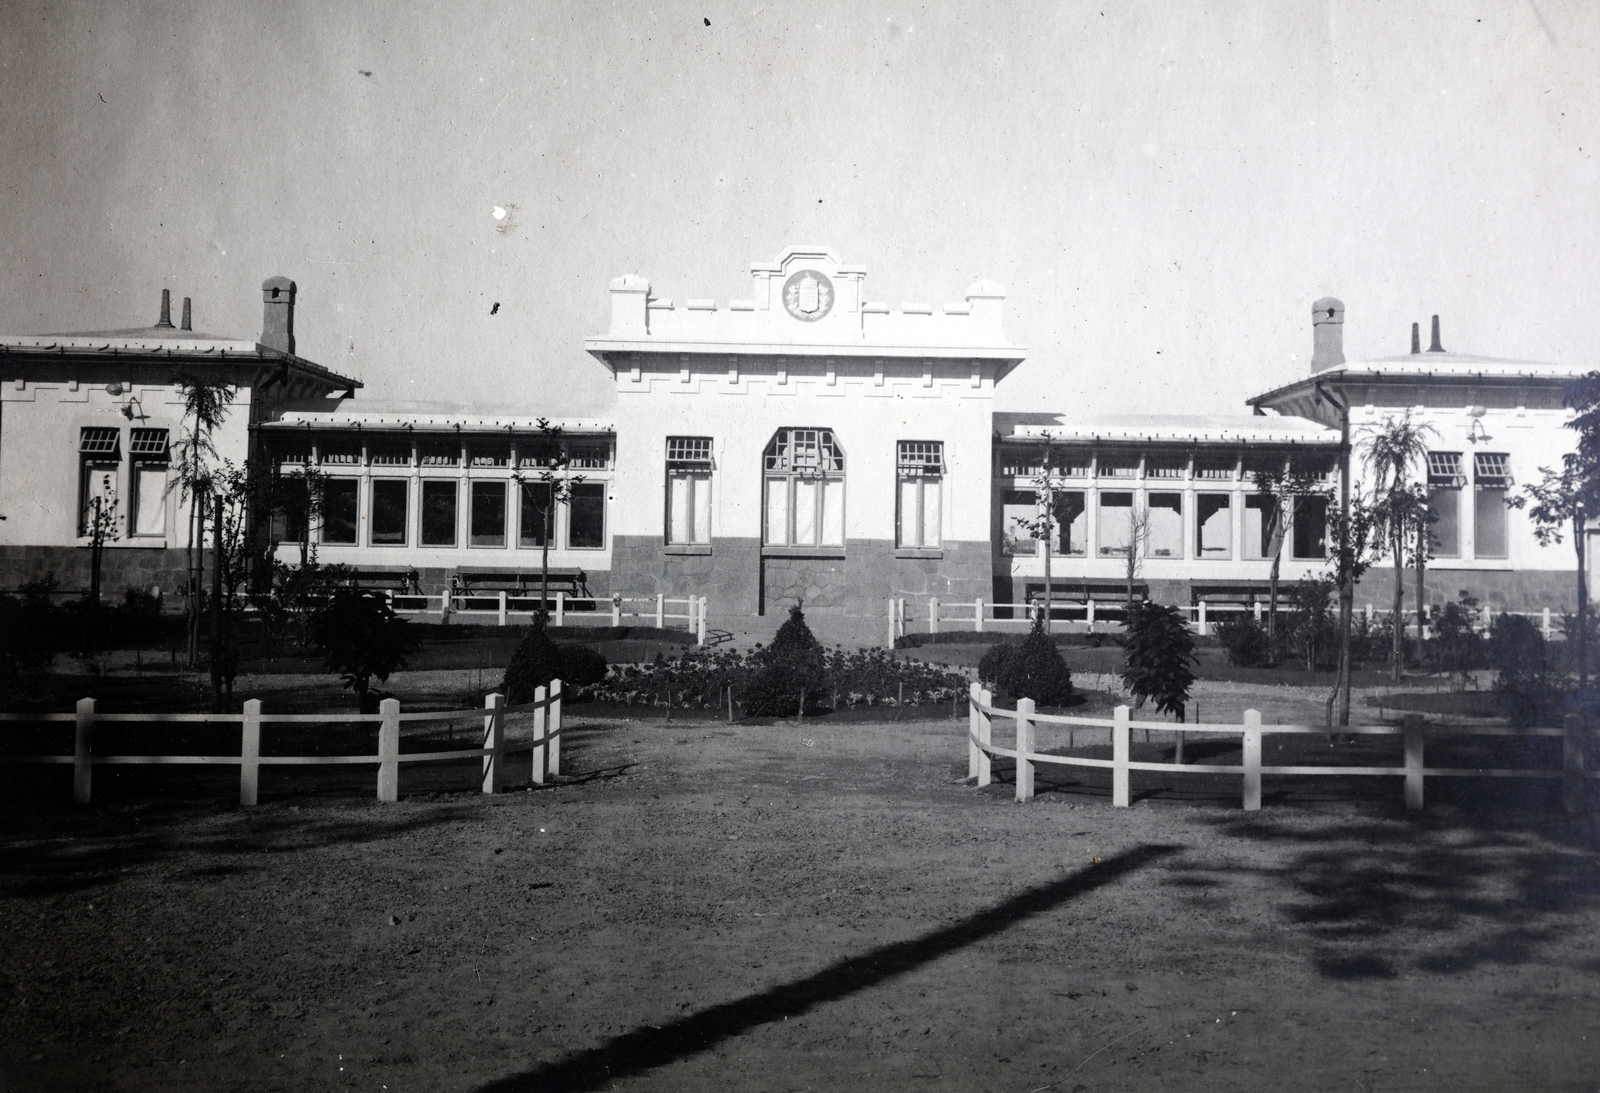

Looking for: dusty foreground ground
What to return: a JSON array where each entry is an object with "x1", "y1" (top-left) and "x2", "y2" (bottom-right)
[{"x1": 3, "y1": 713, "x2": 1600, "y2": 1093}]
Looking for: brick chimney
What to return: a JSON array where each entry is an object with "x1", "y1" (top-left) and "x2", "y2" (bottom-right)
[
  {"x1": 259, "y1": 276, "x2": 297, "y2": 354},
  {"x1": 1310, "y1": 297, "x2": 1345, "y2": 372}
]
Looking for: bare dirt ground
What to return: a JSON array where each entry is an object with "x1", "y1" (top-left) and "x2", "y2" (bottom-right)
[{"x1": 4, "y1": 704, "x2": 1600, "y2": 1093}]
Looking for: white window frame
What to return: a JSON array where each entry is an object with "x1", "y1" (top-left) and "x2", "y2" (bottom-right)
[
  {"x1": 763, "y1": 428, "x2": 845, "y2": 547},
  {"x1": 896, "y1": 441, "x2": 943, "y2": 549},
  {"x1": 666, "y1": 436, "x2": 714, "y2": 545}
]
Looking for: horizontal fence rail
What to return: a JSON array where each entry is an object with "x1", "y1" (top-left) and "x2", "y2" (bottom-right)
[
  {"x1": 895, "y1": 598, "x2": 1558, "y2": 640},
  {"x1": 0, "y1": 682, "x2": 566, "y2": 805},
  {"x1": 965, "y1": 683, "x2": 1593, "y2": 813},
  {"x1": 387, "y1": 590, "x2": 708, "y2": 641}
]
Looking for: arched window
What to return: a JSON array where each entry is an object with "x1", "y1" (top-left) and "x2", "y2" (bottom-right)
[{"x1": 763, "y1": 428, "x2": 844, "y2": 546}]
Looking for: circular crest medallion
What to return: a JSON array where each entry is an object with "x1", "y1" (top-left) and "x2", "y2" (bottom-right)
[{"x1": 782, "y1": 270, "x2": 834, "y2": 322}]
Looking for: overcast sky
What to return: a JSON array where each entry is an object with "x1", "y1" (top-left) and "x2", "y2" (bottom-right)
[{"x1": 2, "y1": 1, "x2": 1595, "y2": 419}]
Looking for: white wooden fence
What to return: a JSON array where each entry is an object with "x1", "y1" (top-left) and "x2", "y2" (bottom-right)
[
  {"x1": 966, "y1": 683, "x2": 1593, "y2": 813},
  {"x1": 0, "y1": 682, "x2": 564, "y2": 805},
  {"x1": 387, "y1": 591, "x2": 708, "y2": 642},
  {"x1": 892, "y1": 597, "x2": 1559, "y2": 641}
]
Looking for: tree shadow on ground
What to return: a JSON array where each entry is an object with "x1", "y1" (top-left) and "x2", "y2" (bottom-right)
[
  {"x1": 470, "y1": 844, "x2": 1181, "y2": 1093},
  {"x1": 1175, "y1": 801, "x2": 1600, "y2": 981}
]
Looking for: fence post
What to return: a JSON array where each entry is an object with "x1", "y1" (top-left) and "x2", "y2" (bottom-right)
[
  {"x1": 1565, "y1": 714, "x2": 1585, "y2": 816},
  {"x1": 240, "y1": 699, "x2": 262, "y2": 807},
  {"x1": 656, "y1": 593, "x2": 665, "y2": 630},
  {"x1": 1253, "y1": 600, "x2": 1262, "y2": 625},
  {"x1": 1015, "y1": 697, "x2": 1035, "y2": 803},
  {"x1": 1543, "y1": 607, "x2": 1553, "y2": 639},
  {"x1": 1242, "y1": 709, "x2": 1262, "y2": 812},
  {"x1": 697, "y1": 597, "x2": 708, "y2": 645},
  {"x1": 977, "y1": 687, "x2": 994, "y2": 786},
  {"x1": 1086, "y1": 598, "x2": 1096, "y2": 629},
  {"x1": 73, "y1": 697, "x2": 95, "y2": 805},
  {"x1": 611, "y1": 594, "x2": 622, "y2": 627},
  {"x1": 1401, "y1": 713, "x2": 1425, "y2": 812},
  {"x1": 548, "y1": 678, "x2": 563, "y2": 776},
  {"x1": 929, "y1": 596, "x2": 940, "y2": 635},
  {"x1": 967, "y1": 683, "x2": 982, "y2": 779},
  {"x1": 1197, "y1": 600, "x2": 1208, "y2": 636},
  {"x1": 530, "y1": 685, "x2": 548, "y2": 785},
  {"x1": 1365, "y1": 603, "x2": 1374, "y2": 626},
  {"x1": 974, "y1": 596, "x2": 984, "y2": 633},
  {"x1": 482, "y1": 692, "x2": 505, "y2": 794},
  {"x1": 556, "y1": 591, "x2": 565, "y2": 627},
  {"x1": 377, "y1": 698, "x2": 400, "y2": 803},
  {"x1": 1112, "y1": 704, "x2": 1130, "y2": 808},
  {"x1": 495, "y1": 591, "x2": 507, "y2": 626}
]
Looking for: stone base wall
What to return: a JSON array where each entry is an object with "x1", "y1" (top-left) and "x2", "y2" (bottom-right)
[
  {"x1": 613, "y1": 536, "x2": 992, "y2": 621},
  {"x1": 0, "y1": 545, "x2": 190, "y2": 604}
]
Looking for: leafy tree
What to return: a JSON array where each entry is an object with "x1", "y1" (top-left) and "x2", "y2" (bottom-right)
[
  {"x1": 172, "y1": 374, "x2": 236, "y2": 666},
  {"x1": 82, "y1": 476, "x2": 121, "y2": 613},
  {"x1": 1427, "y1": 590, "x2": 1485, "y2": 690},
  {"x1": 513, "y1": 418, "x2": 585, "y2": 622},
  {"x1": 309, "y1": 589, "x2": 417, "y2": 712},
  {"x1": 1009, "y1": 434, "x2": 1067, "y2": 630},
  {"x1": 1515, "y1": 454, "x2": 1599, "y2": 694},
  {"x1": 978, "y1": 612, "x2": 1075, "y2": 707},
  {"x1": 1122, "y1": 602, "x2": 1198, "y2": 720},
  {"x1": 1285, "y1": 577, "x2": 1338, "y2": 672},
  {"x1": 1491, "y1": 613, "x2": 1553, "y2": 727},
  {"x1": 1322, "y1": 489, "x2": 1383, "y2": 726},
  {"x1": 1249, "y1": 465, "x2": 1331, "y2": 653},
  {"x1": 1359, "y1": 411, "x2": 1435, "y2": 680}
]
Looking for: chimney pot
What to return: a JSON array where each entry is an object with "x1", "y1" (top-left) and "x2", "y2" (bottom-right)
[
  {"x1": 181, "y1": 297, "x2": 192, "y2": 331},
  {"x1": 155, "y1": 288, "x2": 174, "y2": 329},
  {"x1": 1411, "y1": 322, "x2": 1420, "y2": 355},
  {"x1": 259, "y1": 276, "x2": 297, "y2": 355},
  {"x1": 1428, "y1": 314, "x2": 1444, "y2": 353},
  {"x1": 1310, "y1": 297, "x2": 1345, "y2": 372}
]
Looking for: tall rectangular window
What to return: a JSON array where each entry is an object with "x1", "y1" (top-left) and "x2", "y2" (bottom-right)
[
  {"x1": 1196, "y1": 493, "x2": 1232, "y2": 558},
  {"x1": 370, "y1": 480, "x2": 408, "y2": 545},
  {"x1": 321, "y1": 479, "x2": 359, "y2": 544},
  {"x1": 520, "y1": 481, "x2": 554, "y2": 547},
  {"x1": 1001, "y1": 489, "x2": 1037, "y2": 556},
  {"x1": 1427, "y1": 452, "x2": 1464, "y2": 558},
  {"x1": 1291, "y1": 496, "x2": 1328, "y2": 559},
  {"x1": 763, "y1": 428, "x2": 844, "y2": 547},
  {"x1": 1146, "y1": 492, "x2": 1183, "y2": 557},
  {"x1": 569, "y1": 483, "x2": 606, "y2": 549},
  {"x1": 421, "y1": 481, "x2": 458, "y2": 546},
  {"x1": 666, "y1": 437, "x2": 713, "y2": 545},
  {"x1": 896, "y1": 441, "x2": 943, "y2": 548},
  {"x1": 470, "y1": 481, "x2": 507, "y2": 548},
  {"x1": 1097, "y1": 491, "x2": 1133, "y2": 555},
  {"x1": 1243, "y1": 495, "x2": 1273, "y2": 560},
  {"x1": 79, "y1": 427, "x2": 121, "y2": 536},
  {"x1": 1474, "y1": 452, "x2": 1511, "y2": 560},
  {"x1": 1056, "y1": 491, "x2": 1087, "y2": 556},
  {"x1": 129, "y1": 428, "x2": 169, "y2": 538}
]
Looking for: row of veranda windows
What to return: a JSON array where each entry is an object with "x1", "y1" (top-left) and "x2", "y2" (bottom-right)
[
  {"x1": 279, "y1": 478, "x2": 608, "y2": 550},
  {"x1": 665, "y1": 432, "x2": 945, "y2": 549},
  {"x1": 78, "y1": 427, "x2": 171, "y2": 538},
  {"x1": 1001, "y1": 490, "x2": 1331, "y2": 560}
]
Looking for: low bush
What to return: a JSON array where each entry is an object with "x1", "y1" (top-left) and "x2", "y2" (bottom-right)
[
  {"x1": 1214, "y1": 615, "x2": 1271, "y2": 667},
  {"x1": 741, "y1": 605, "x2": 829, "y2": 716},
  {"x1": 977, "y1": 615, "x2": 1074, "y2": 707},
  {"x1": 503, "y1": 620, "x2": 612, "y2": 704},
  {"x1": 1491, "y1": 613, "x2": 1557, "y2": 727}
]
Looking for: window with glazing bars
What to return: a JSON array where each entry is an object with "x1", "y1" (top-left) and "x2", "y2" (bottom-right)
[
  {"x1": 80, "y1": 427, "x2": 120, "y2": 455},
  {"x1": 666, "y1": 437, "x2": 713, "y2": 544},
  {"x1": 897, "y1": 442, "x2": 942, "y2": 548},
  {"x1": 419, "y1": 438, "x2": 460, "y2": 466},
  {"x1": 369, "y1": 438, "x2": 412, "y2": 466},
  {"x1": 129, "y1": 429, "x2": 169, "y2": 457},
  {"x1": 319, "y1": 438, "x2": 360, "y2": 465},
  {"x1": 1474, "y1": 452, "x2": 1512, "y2": 487},
  {"x1": 1145, "y1": 456, "x2": 1185, "y2": 479},
  {"x1": 470, "y1": 444, "x2": 510, "y2": 468},
  {"x1": 568, "y1": 442, "x2": 611, "y2": 469},
  {"x1": 1426, "y1": 452, "x2": 1465, "y2": 486},
  {"x1": 1195, "y1": 458, "x2": 1236, "y2": 480},
  {"x1": 763, "y1": 428, "x2": 844, "y2": 546},
  {"x1": 1097, "y1": 456, "x2": 1137, "y2": 478},
  {"x1": 1290, "y1": 458, "x2": 1334, "y2": 481}
]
